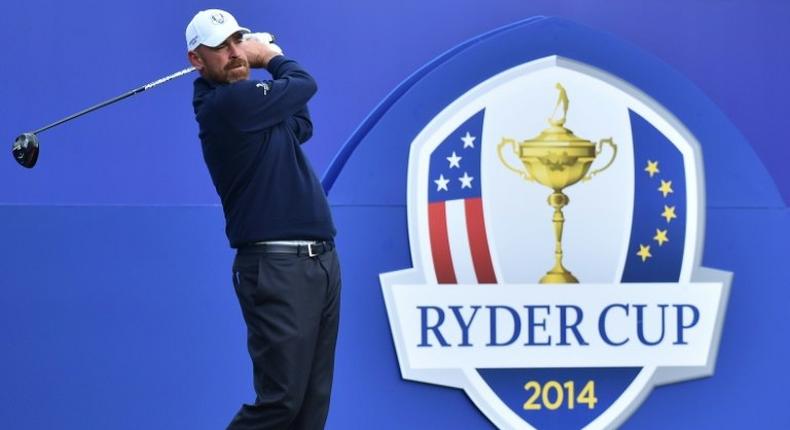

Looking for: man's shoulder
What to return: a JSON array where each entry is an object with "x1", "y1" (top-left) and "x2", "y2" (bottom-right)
[
  {"x1": 193, "y1": 78, "x2": 238, "y2": 120},
  {"x1": 193, "y1": 78, "x2": 217, "y2": 113},
  {"x1": 198, "y1": 79, "x2": 271, "y2": 107}
]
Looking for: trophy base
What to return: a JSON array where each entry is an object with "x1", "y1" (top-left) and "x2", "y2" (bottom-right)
[{"x1": 539, "y1": 270, "x2": 579, "y2": 284}]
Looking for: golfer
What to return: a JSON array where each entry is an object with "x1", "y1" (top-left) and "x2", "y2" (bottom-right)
[{"x1": 186, "y1": 9, "x2": 341, "y2": 429}]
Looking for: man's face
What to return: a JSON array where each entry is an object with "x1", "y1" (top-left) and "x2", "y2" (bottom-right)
[{"x1": 189, "y1": 32, "x2": 250, "y2": 83}]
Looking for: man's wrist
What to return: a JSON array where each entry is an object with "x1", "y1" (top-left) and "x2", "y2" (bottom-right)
[{"x1": 249, "y1": 52, "x2": 266, "y2": 68}]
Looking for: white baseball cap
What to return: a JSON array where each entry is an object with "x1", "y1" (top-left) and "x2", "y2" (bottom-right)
[{"x1": 185, "y1": 9, "x2": 250, "y2": 51}]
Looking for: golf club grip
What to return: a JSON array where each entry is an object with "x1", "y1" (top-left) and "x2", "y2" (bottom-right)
[{"x1": 32, "y1": 67, "x2": 197, "y2": 135}]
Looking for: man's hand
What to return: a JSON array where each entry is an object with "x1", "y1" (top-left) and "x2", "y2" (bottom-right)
[
  {"x1": 242, "y1": 33, "x2": 284, "y2": 68},
  {"x1": 244, "y1": 32, "x2": 275, "y2": 44}
]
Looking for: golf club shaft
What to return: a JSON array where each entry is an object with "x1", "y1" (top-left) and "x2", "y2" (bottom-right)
[{"x1": 33, "y1": 66, "x2": 196, "y2": 135}]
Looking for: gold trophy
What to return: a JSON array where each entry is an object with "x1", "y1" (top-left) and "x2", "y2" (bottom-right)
[{"x1": 497, "y1": 83, "x2": 617, "y2": 283}]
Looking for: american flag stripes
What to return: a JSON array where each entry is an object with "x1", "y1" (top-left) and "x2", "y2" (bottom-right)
[{"x1": 427, "y1": 110, "x2": 497, "y2": 284}]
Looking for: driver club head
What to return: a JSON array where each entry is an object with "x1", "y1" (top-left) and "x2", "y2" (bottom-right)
[{"x1": 12, "y1": 132, "x2": 39, "y2": 168}]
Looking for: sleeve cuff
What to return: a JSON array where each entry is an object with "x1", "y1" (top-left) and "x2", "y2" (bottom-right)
[{"x1": 266, "y1": 55, "x2": 288, "y2": 75}]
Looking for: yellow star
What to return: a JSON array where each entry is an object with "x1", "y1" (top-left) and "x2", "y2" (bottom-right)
[
  {"x1": 637, "y1": 244, "x2": 652, "y2": 262},
  {"x1": 658, "y1": 180, "x2": 673, "y2": 197},
  {"x1": 645, "y1": 160, "x2": 660, "y2": 177},
  {"x1": 661, "y1": 205, "x2": 677, "y2": 223},
  {"x1": 654, "y1": 229, "x2": 669, "y2": 246}
]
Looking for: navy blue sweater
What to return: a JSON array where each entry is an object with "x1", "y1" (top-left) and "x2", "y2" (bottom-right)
[{"x1": 192, "y1": 56, "x2": 335, "y2": 248}]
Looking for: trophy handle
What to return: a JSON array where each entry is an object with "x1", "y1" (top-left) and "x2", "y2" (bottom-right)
[
  {"x1": 582, "y1": 137, "x2": 617, "y2": 181},
  {"x1": 497, "y1": 138, "x2": 535, "y2": 181}
]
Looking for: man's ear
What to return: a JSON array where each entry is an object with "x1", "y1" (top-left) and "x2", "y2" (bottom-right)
[{"x1": 188, "y1": 50, "x2": 204, "y2": 71}]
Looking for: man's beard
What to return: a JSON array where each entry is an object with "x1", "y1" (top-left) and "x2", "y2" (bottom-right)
[
  {"x1": 224, "y1": 59, "x2": 250, "y2": 83},
  {"x1": 205, "y1": 58, "x2": 250, "y2": 83}
]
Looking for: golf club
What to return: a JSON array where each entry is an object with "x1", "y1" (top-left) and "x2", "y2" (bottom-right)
[
  {"x1": 11, "y1": 66, "x2": 196, "y2": 169},
  {"x1": 11, "y1": 32, "x2": 275, "y2": 169}
]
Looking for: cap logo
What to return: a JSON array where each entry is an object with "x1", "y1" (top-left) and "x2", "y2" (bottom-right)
[{"x1": 210, "y1": 13, "x2": 225, "y2": 25}]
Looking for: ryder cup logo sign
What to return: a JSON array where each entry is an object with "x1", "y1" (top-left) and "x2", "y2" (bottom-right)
[{"x1": 380, "y1": 56, "x2": 731, "y2": 429}]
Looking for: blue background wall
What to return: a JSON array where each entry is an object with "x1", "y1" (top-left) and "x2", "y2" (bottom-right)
[{"x1": 1, "y1": 1, "x2": 788, "y2": 429}]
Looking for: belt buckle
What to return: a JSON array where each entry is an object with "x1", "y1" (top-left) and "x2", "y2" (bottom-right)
[{"x1": 307, "y1": 243, "x2": 318, "y2": 257}]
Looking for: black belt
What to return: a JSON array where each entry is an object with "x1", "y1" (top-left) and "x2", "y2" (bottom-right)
[{"x1": 239, "y1": 241, "x2": 334, "y2": 257}]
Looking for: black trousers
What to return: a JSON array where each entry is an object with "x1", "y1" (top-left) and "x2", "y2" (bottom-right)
[{"x1": 227, "y1": 245, "x2": 341, "y2": 430}]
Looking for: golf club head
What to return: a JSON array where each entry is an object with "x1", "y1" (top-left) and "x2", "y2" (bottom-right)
[{"x1": 12, "y1": 132, "x2": 39, "y2": 168}]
